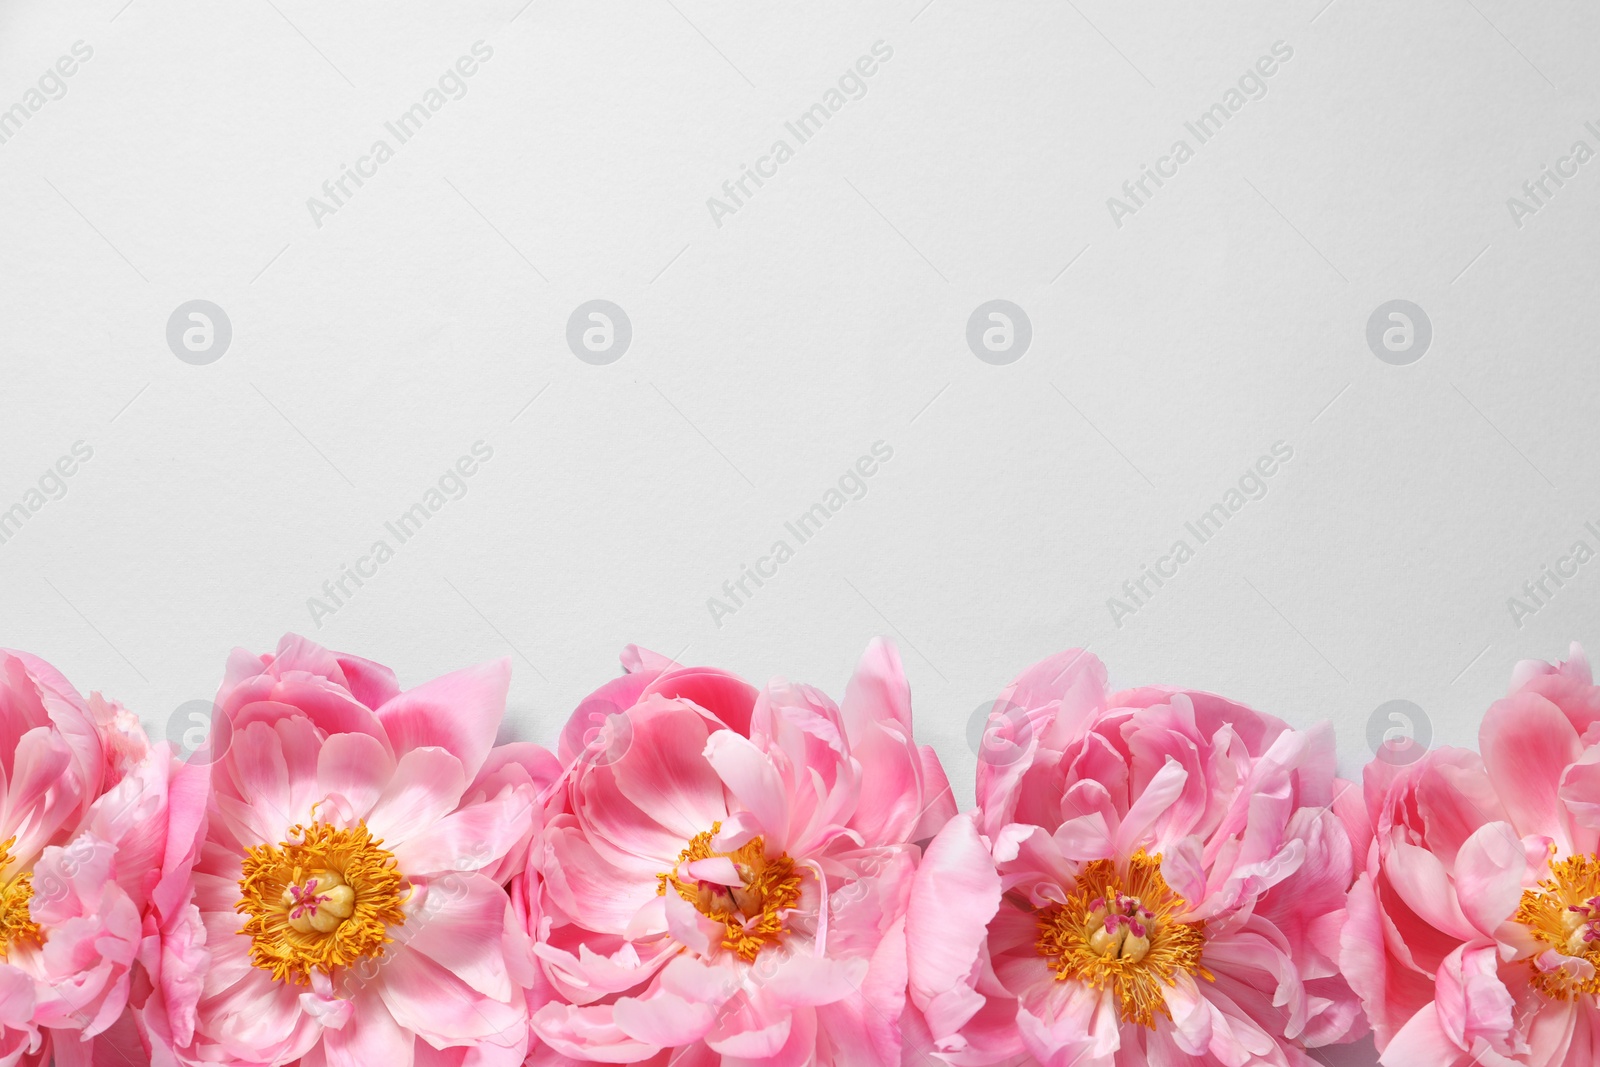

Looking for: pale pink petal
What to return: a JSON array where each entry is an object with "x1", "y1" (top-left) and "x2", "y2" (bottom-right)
[
  {"x1": 1453, "y1": 822, "x2": 1532, "y2": 938},
  {"x1": 377, "y1": 948, "x2": 524, "y2": 1048},
  {"x1": 906, "y1": 814, "x2": 1000, "y2": 1022},
  {"x1": 403, "y1": 873, "x2": 516, "y2": 1001},
  {"x1": 375, "y1": 658, "x2": 510, "y2": 784},
  {"x1": 703, "y1": 731, "x2": 790, "y2": 846},
  {"x1": 322, "y1": 995, "x2": 413, "y2": 1067},
  {"x1": 530, "y1": 1002, "x2": 662, "y2": 1063},
  {"x1": 912, "y1": 745, "x2": 958, "y2": 841},
  {"x1": 762, "y1": 953, "x2": 869, "y2": 1008},
  {"x1": 316, "y1": 731, "x2": 395, "y2": 823},
  {"x1": 1479, "y1": 692, "x2": 1583, "y2": 849},
  {"x1": 540, "y1": 824, "x2": 661, "y2": 937},
  {"x1": 391, "y1": 787, "x2": 535, "y2": 877},
  {"x1": 1113, "y1": 755, "x2": 1188, "y2": 857},
  {"x1": 611, "y1": 992, "x2": 718, "y2": 1047},
  {"x1": 1433, "y1": 942, "x2": 1515, "y2": 1055},
  {"x1": 366, "y1": 747, "x2": 468, "y2": 847},
  {"x1": 1380, "y1": 1002, "x2": 1471, "y2": 1067}
]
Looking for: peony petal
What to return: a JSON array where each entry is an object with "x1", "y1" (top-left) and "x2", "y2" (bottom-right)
[
  {"x1": 703, "y1": 731, "x2": 790, "y2": 847},
  {"x1": 1479, "y1": 692, "x2": 1583, "y2": 850},
  {"x1": 402, "y1": 873, "x2": 516, "y2": 1001},
  {"x1": 906, "y1": 814, "x2": 1000, "y2": 1019},
  {"x1": 578, "y1": 702, "x2": 727, "y2": 859},
  {"x1": 391, "y1": 787, "x2": 535, "y2": 878},
  {"x1": 1114, "y1": 756, "x2": 1188, "y2": 857},
  {"x1": 1380, "y1": 1000, "x2": 1471, "y2": 1066},
  {"x1": 317, "y1": 732, "x2": 396, "y2": 823},
  {"x1": 375, "y1": 659, "x2": 510, "y2": 784},
  {"x1": 1453, "y1": 822, "x2": 1532, "y2": 938},
  {"x1": 322, "y1": 995, "x2": 414, "y2": 1067},
  {"x1": 366, "y1": 747, "x2": 468, "y2": 848},
  {"x1": 377, "y1": 948, "x2": 524, "y2": 1048},
  {"x1": 611, "y1": 991, "x2": 718, "y2": 1047}
]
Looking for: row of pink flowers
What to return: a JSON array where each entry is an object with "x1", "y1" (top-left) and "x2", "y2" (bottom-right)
[{"x1": 0, "y1": 635, "x2": 1588, "y2": 1066}]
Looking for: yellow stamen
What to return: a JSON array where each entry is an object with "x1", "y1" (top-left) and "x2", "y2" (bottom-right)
[
  {"x1": 1036, "y1": 850, "x2": 1210, "y2": 1028},
  {"x1": 658, "y1": 822, "x2": 803, "y2": 962},
  {"x1": 236, "y1": 823, "x2": 407, "y2": 985},
  {"x1": 1516, "y1": 852, "x2": 1600, "y2": 1000},
  {"x1": 0, "y1": 837, "x2": 39, "y2": 955}
]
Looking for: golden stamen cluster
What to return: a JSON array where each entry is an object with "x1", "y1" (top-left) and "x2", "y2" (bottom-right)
[
  {"x1": 658, "y1": 822, "x2": 803, "y2": 962},
  {"x1": 0, "y1": 837, "x2": 39, "y2": 955},
  {"x1": 236, "y1": 823, "x2": 407, "y2": 985},
  {"x1": 1036, "y1": 850, "x2": 1209, "y2": 1028},
  {"x1": 1516, "y1": 852, "x2": 1600, "y2": 1000}
]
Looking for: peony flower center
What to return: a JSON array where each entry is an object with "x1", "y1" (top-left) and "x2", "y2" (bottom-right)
[
  {"x1": 236, "y1": 823, "x2": 407, "y2": 985},
  {"x1": 657, "y1": 822, "x2": 803, "y2": 963},
  {"x1": 1516, "y1": 852, "x2": 1600, "y2": 1000},
  {"x1": 1036, "y1": 851, "x2": 1209, "y2": 1029},
  {"x1": 0, "y1": 837, "x2": 39, "y2": 956}
]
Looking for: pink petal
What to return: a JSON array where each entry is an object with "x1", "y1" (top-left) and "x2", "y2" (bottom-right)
[
  {"x1": 376, "y1": 659, "x2": 510, "y2": 784},
  {"x1": 1452, "y1": 822, "x2": 1531, "y2": 938},
  {"x1": 1380, "y1": 1001, "x2": 1471, "y2": 1066},
  {"x1": 529, "y1": 1002, "x2": 661, "y2": 1063},
  {"x1": 1432, "y1": 942, "x2": 1514, "y2": 1054},
  {"x1": 539, "y1": 824, "x2": 661, "y2": 937},
  {"x1": 391, "y1": 787, "x2": 534, "y2": 878},
  {"x1": 1114, "y1": 756, "x2": 1189, "y2": 857},
  {"x1": 317, "y1": 732, "x2": 395, "y2": 823},
  {"x1": 906, "y1": 815, "x2": 1000, "y2": 1021},
  {"x1": 377, "y1": 949, "x2": 524, "y2": 1048},
  {"x1": 575, "y1": 702, "x2": 726, "y2": 861},
  {"x1": 366, "y1": 747, "x2": 468, "y2": 848},
  {"x1": 402, "y1": 873, "x2": 515, "y2": 1001},
  {"x1": 611, "y1": 992, "x2": 718, "y2": 1047},
  {"x1": 1383, "y1": 839, "x2": 1478, "y2": 943},
  {"x1": 841, "y1": 638, "x2": 912, "y2": 731},
  {"x1": 321, "y1": 996, "x2": 413, "y2": 1067},
  {"x1": 912, "y1": 746, "x2": 957, "y2": 841},
  {"x1": 703, "y1": 731, "x2": 789, "y2": 846},
  {"x1": 705, "y1": 992, "x2": 792, "y2": 1060},
  {"x1": 638, "y1": 667, "x2": 759, "y2": 738},
  {"x1": 1479, "y1": 692, "x2": 1583, "y2": 849},
  {"x1": 762, "y1": 953, "x2": 869, "y2": 1008},
  {"x1": 202, "y1": 968, "x2": 322, "y2": 1064}
]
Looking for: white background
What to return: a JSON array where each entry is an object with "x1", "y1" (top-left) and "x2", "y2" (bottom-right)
[{"x1": 3, "y1": 4, "x2": 1598, "y2": 1061}]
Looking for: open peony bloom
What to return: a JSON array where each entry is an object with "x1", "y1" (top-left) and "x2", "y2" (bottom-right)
[
  {"x1": 523, "y1": 640, "x2": 956, "y2": 1065},
  {"x1": 0, "y1": 649, "x2": 166, "y2": 1067},
  {"x1": 145, "y1": 635, "x2": 557, "y2": 1067},
  {"x1": 905, "y1": 649, "x2": 1365, "y2": 1066},
  {"x1": 1343, "y1": 642, "x2": 1600, "y2": 1067}
]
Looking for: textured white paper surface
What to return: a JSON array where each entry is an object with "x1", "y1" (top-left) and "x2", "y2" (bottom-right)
[{"x1": 2, "y1": 6, "x2": 1597, "y2": 1059}]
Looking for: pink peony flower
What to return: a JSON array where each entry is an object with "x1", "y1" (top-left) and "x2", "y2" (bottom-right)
[
  {"x1": 143, "y1": 635, "x2": 557, "y2": 1067},
  {"x1": 523, "y1": 640, "x2": 956, "y2": 1065},
  {"x1": 0, "y1": 649, "x2": 167, "y2": 1067},
  {"x1": 905, "y1": 649, "x2": 1366, "y2": 1066},
  {"x1": 1343, "y1": 642, "x2": 1600, "y2": 1067}
]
